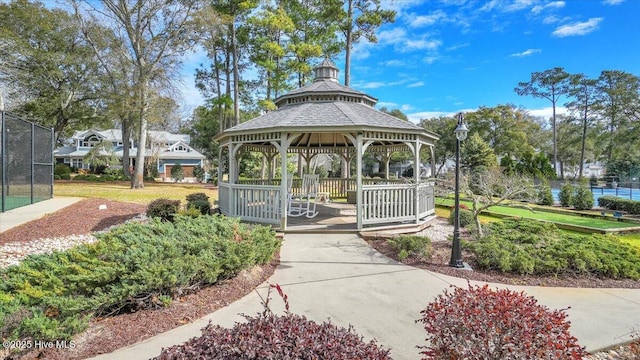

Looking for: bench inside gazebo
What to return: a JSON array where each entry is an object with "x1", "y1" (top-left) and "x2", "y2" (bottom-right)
[{"x1": 214, "y1": 59, "x2": 440, "y2": 233}]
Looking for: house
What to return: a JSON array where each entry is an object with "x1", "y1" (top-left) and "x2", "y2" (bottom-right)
[{"x1": 54, "y1": 129, "x2": 206, "y2": 180}]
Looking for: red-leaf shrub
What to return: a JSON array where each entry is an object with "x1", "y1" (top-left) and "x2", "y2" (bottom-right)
[
  {"x1": 154, "y1": 284, "x2": 391, "y2": 360},
  {"x1": 417, "y1": 284, "x2": 585, "y2": 360}
]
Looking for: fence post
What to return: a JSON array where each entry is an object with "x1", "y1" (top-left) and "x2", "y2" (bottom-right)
[
  {"x1": 1, "y1": 111, "x2": 5, "y2": 212},
  {"x1": 31, "y1": 122, "x2": 35, "y2": 204}
]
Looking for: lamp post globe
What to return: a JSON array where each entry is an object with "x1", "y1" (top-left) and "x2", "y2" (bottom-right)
[{"x1": 449, "y1": 113, "x2": 468, "y2": 268}]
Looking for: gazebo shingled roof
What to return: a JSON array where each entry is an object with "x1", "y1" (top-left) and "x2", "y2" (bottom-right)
[{"x1": 219, "y1": 59, "x2": 437, "y2": 147}]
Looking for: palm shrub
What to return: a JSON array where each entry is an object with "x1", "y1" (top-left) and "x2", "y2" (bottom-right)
[
  {"x1": 558, "y1": 182, "x2": 574, "y2": 207},
  {"x1": 417, "y1": 283, "x2": 585, "y2": 359}
]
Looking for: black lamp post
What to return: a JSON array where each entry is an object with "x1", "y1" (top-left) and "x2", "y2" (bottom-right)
[{"x1": 449, "y1": 112, "x2": 468, "y2": 268}]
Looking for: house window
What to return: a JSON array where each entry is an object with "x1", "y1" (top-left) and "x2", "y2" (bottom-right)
[{"x1": 80, "y1": 135, "x2": 101, "y2": 148}]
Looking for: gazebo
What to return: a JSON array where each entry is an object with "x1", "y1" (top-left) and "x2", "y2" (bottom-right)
[{"x1": 214, "y1": 59, "x2": 439, "y2": 232}]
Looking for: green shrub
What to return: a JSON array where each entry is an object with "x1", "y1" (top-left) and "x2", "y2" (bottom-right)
[
  {"x1": 188, "y1": 200, "x2": 211, "y2": 215},
  {"x1": 387, "y1": 235, "x2": 431, "y2": 260},
  {"x1": 418, "y1": 283, "x2": 585, "y2": 359},
  {"x1": 146, "y1": 198, "x2": 181, "y2": 222},
  {"x1": 54, "y1": 163, "x2": 72, "y2": 175},
  {"x1": 59, "y1": 173, "x2": 71, "y2": 180},
  {"x1": 185, "y1": 193, "x2": 211, "y2": 215},
  {"x1": 447, "y1": 208, "x2": 474, "y2": 228},
  {"x1": 170, "y1": 164, "x2": 184, "y2": 182},
  {"x1": 558, "y1": 183, "x2": 574, "y2": 207},
  {"x1": 537, "y1": 181, "x2": 554, "y2": 206},
  {"x1": 0, "y1": 215, "x2": 280, "y2": 343},
  {"x1": 572, "y1": 182, "x2": 594, "y2": 210},
  {"x1": 599, "y1": 196, "x2": 640, "y2": 215},
  {"x1": 470, "y1": 219, "x2": 640, "y2": 279},
  {"x1": 193, "y1": 165, "x2": 205, "y2": 183}
]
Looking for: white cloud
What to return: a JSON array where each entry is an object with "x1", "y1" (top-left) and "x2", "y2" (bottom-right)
[
  {"x1": 404, "y1": 39, "x2": 442, "y2": 51},
  {"x1": 527, "y1": 106, "x2": 568, "y2": 118},
  {"x1": 409, "y1": 10, "x2": 447, "y2": 27},
  {"x1": 379, "y1": 59, "x2": 405, "y2": 67},
  {"x1": 552, "y1": 18, "x2": 603, "y2": 37},
  {"x1": 361, "y1": 82, "x2": 386, "y2": 89},
  {"x1": 424, "y1": 56, "x2": 441, "y2": 65},
  {"x1": 376, "y1": 28, "x2": 407, "y2": 46},
  {"x1": 531, "y1": 1, "x2": 565, "y2": 14},
  {"x1": 407, "y1": 81, "x2": 424, "y2": 88},
  {"x1": 603, "y1": 0, "x2": 624, "y2": 5},
  {"x1": 509, "y1": 48, "x2": 542, "y2": 57},
  {"x1": 480, "y1": 0, "x2": 536, "y2": 12},
  {"x1": 377, "y1": 101, "x2": 399, "y2": 109}
]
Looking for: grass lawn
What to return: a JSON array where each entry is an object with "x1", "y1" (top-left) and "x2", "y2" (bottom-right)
[
  {"x1": 54, "y1": 181, "x2": 218, "y2": 205},
  {"x1": 436, "y1": 198, "x2": 639, "y2": 230}
]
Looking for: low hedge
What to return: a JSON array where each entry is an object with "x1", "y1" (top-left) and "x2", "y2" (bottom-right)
[
  {"x1": 0, "y1": 215, "x2": 280, "y2": 344},
  {"x1": 598, "y1": 195, "x2": 640, "y2": 215},
  {"x1": 470, "y1": 219, "x2": 640, "y2": 279}
]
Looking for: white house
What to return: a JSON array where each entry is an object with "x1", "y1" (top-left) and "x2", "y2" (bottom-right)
[{"x1": 54, "y1": 129, "x2": 206, "y2": 180}]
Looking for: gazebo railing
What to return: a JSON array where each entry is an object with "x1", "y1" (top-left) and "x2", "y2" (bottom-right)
[
  {"x1": 232, "y1": 184, "x2": 281, "y2": 224},
  {"x1": 237, "y1": 177, "x2": 407, "y2": 199},
  {"x1": 362, "y1": 182, "x2": 435, "y2": 225}
]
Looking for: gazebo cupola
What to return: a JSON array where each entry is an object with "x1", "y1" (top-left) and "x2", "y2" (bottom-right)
[
  {"x1": 214, "y1": 59, "x2": 439, "y2": 232},
  {"x1": 274, "y1": 59, "x2": 377, "y2": 108},
  {"x1": 313, "y1": 58, "x2": 339, "y2": 82}
]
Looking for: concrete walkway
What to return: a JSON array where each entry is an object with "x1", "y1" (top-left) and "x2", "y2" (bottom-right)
[
  {"x1": 91, "y1": 233, "x2": 640, "y2": 360},
  {"x1": 0, "y1": 197, "x2": 83, "y2": 233}
]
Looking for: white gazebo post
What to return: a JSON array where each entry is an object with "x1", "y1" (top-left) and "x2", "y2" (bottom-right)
[
  {"x1": 356, "y1": 132, "x2": 364, "y2": 231},
  {"x1": 414, "y1": 140, "x2": 421, "y2": 224}
]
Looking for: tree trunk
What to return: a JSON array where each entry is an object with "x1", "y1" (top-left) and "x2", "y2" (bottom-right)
[
  {"x1": 579, "y1": 103, "x2": 588, "y2": 179},
  {"x1": 344, "y1": 0, "x2": 353, "y2": 86},
  {"x1": 121, "y1": 116, "x2": 132, "y2": 177},
  {"x1": 131, "y1": 82, "x2": 149, "y2": 189},
  {"x1": 552, "y1": 94, "x2": 558, "y2": 176},
  {"x1": 231, "y1": 22, "x2": 240, "y2": 126}
]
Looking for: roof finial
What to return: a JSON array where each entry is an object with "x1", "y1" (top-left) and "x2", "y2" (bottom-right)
[{"x1": 313, "y1": 57, "x2": 339, "y2": 83}]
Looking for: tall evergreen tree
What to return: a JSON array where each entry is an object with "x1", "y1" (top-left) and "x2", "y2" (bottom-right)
[
  {"x1": 340, "y1": 0, "x2": 395, "y2": 86},
  {"x1": 515, "y1": 68, "x2": 570, "y2": 175}
]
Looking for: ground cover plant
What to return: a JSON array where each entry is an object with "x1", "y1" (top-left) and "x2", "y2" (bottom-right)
[
  {"x1": 0, "y1": 214, "x2": 280, "y2": 348},
  {"x1": 154, "y1": 284, "x2": 391, "y2": 360},
  {"x1": 386, "y1": 235, "x2": 432, "y2": 260},
  {"x1": 418, "y1": 283, "x2": 585, "y2": 359},
  {"x1": 469, "y1": 219, "x2": 640, "y2": 278}
]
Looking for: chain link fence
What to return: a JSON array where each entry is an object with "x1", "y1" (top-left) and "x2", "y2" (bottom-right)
[{"x1": 1, "y1": 111, "x2": 54, "y2": 212}]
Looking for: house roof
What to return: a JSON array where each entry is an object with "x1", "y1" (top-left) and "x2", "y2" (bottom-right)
[{"x1": 71, "y1": 129, "x2": 191, "y2": 144}]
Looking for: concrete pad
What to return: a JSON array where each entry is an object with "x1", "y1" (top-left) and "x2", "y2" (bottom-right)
[{"x1": 0, "y1": 197, "x2": 83, "y2": 232}]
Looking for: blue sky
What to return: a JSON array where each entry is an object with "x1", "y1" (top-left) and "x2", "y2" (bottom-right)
[
  {"x1": 181, "y1": 0, "x2": 640, "y2": 122},
  {"x1": 29, "y1": 0, "x2": 640, "y2": 123},
  {"x1": 344, "y1": 0, "x2": 640, "y2": 122}
]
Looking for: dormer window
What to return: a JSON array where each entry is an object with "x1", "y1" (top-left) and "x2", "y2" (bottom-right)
[{"x1": 80, "y1": 135, "x2": 101, "y2": 147}]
